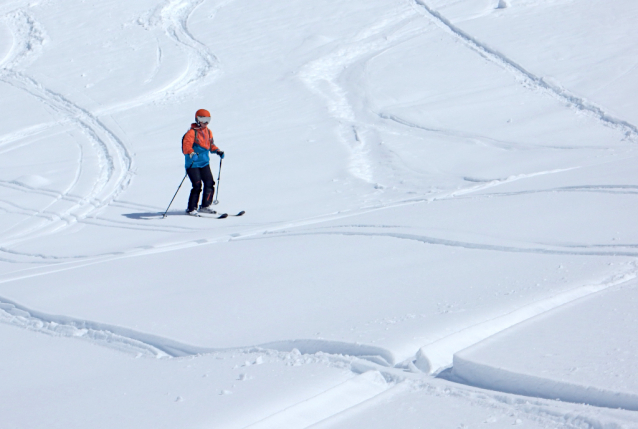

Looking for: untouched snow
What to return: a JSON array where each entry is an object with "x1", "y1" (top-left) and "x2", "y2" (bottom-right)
[{"x1": 2, "y1": 0, "x2": 638, "y2": 427}]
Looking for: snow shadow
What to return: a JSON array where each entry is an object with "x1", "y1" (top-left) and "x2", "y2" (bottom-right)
[
  {"x1": 436, "y1": 362, "x2": 638, "y2": 412},
  {"x1": 122, "y1": 211, "x2": 171, "y2": 220}
]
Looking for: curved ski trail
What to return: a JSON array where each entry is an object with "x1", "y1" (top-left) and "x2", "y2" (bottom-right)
[
  {"x1": 298, "y1": 8, "x2": 424, "y2": 184},
  {"x1": 99, "y1": 0, "x2": 228, "y2": 115},
  {"x1": 409, "y1": 0, "x2": 638, "y2": 140},
  {"x1": 0, "y1": 1, "x2": 233, "y2": 256},
  {"x1": 0, "y1": 9, "x2": 134, "y2": 247}
]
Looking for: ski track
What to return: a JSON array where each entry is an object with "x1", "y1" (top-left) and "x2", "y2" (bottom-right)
[
  {"x1": 0, "y1": 0, "x2": 231, "y2": 253},
  {"x1": 0, "y1": 170, "x2": 628, "y2": 264},
  {"x1": 80, "y1": 216, "x2": 203, "y2": 234},
  {"x1": 399, "y1": 378, "x2": 638, "y2": 429},
  {"x1": 297, "y1": 1, "x2": 613, "y2": 197},
  {"x1": 455, "y1": 185, "x2": 638, "y2": 200},
  {"x1": 2, "y1": 267, "x2": 637, "y2": 418},
  {"x1": 0, "y1": 294, "x2": 399, "y2": 366},
  {"x1": 1, "y1": 1, "x2": 638, "y2": 424},
  {"x1": 298, "y1": 8, "x2": 425, "y2": 184},
  {"x1": 0, "y1": 121, "x2": 59, "y2": 152},
  {"x1": 409, "y1": 0, "x2": 638, "y2": 140},
  {"x1": 0, "y1": 179, "x2": 86, "y2": 202},
  {"x1": 414, "y1": 270, "x2": 638, "y2": 375},
  {"x1": 446, "y1": 168, "x2": 578, "y2": 198},
  {"x1": 452, "y1": 354, "x2": 638, "y2": 413},
  {"x1": 2, "y1": 0, "x2": 626, "y2": 258},
  {"x1": 97, "y1": 0, "x2": 227, "y2": 115},
  {"x1": 142, "y1": 43, "x2": 163, "y2": 85},
  {"x1": 0, "y1": 9, "x2": 134, "y2": 247},
  {"x1": 244, "y1": 371, "x2": 394, "y2": 429},
  {"x1": 379, "y1": 112, "x2": 525, "y2": 151},
  {"x1": 149, "y1": 0, "x2": 223, "y2": 96},
  {"x1": 379, "y1": 112, "x2": 615, "y2": 152},
  {"x1": 248, "y1": 228, "x2": 638, "y2": 258},
  {"x1": 1, "y1": 288, "x2": 410, "y2": 426}
]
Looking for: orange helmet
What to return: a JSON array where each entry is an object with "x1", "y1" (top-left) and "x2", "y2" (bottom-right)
[{"x1": 195, "y1": 109, "x2": 211, "y2": 125}]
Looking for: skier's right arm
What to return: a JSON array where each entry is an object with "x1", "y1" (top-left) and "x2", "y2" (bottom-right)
[{"x1": 182, "y1": 130, "x2": 196, "y2": 155}]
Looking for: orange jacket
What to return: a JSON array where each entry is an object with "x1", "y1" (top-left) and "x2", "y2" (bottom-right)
[{"x1": 182, "y1": 124, "x2": 219, "y2": 155}]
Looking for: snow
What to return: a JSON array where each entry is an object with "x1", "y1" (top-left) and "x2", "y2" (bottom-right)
[
  {"x1": 0, "y1": 323, "x2": 358, "y2": 429},
  {"x1": 2, "y1": 0, "x2": 638, "y2": 427},
  {"x1": 245, "y1": 370, "x2": 391, "y2": 429},
  {"x1": 452, "y1": 282, "x2": 638, "y2": 410}
]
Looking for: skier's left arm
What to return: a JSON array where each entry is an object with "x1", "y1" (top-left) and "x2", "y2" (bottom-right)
[{"x1": 209, "y1": 137, "x2": 224, "y2": 159}]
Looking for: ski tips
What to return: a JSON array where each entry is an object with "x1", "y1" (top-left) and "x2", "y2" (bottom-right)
[
  {"x1": 236, "y1": 210, "x2": 245, "y2": 216},
  {"x1": 218, "y1": 213, "x2": 229, "y2": 219}
]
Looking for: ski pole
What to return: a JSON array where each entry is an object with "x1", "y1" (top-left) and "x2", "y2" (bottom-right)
[
  {"x1": 162, "y1": 162, "x2": 193, "y2": 218},
  {"x1": 213, "y1": 157, "x2": 223, "y2": 205}
]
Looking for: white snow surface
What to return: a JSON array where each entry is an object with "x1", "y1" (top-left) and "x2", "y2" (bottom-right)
[
  {"x1": 453, "y1": 282, "x2": 638, "y2": 411},
  {"x1": 1, "y1": 0, "x2": 638, "y2": 427}
]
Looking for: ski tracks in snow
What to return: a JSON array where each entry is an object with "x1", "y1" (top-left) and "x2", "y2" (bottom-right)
[
  {"x1": 99, "y1": 0, "x2": 228, "y2": 114},
  {"x1": 0, "y1": 8, "x2": 134, "y2": 247},
  {"x1": 1, "y1": 2, "x2": 638, "y2": 424},
  {"x1": 0, "y1": 289, "x2": 395, "y2": 364},
  {"x1": 298, "y1": 8, "x2": 426, "y2": 184},
  {"x1": 408, "y1": 0, "x2": 638, "y2": 140},
  {"x1": 144, "y1": 0, "x2": 224, "y2": 97},
  {"x1": 413, "y1": 269, "x2": 638, "y2": 375},
  {"x1": 298, "y1": 0, "x2": 638, "y2": 196},
  {"x1": 0, "y1": 0, "x2": 231, "y2": 255},
  {"x1": 2, "y1": 285, "x2": 634, "y2": 427},
  {"x1": 244, "y1": 371, "x2": 393, "y2": 429}
]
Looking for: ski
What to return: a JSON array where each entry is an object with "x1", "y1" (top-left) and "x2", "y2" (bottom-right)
[
  {"x1": 197, "y1": 210, "x2": 244, "y2": 219},
  {"x1": 179, "y1": 212, "x2": 218, "y2": 218},
  {"x1": 174, "y1": 210, "x2": 244, "y2": 219},
  {"x1": 194, "y1": 212, "x2": 227, "y2": 218}
]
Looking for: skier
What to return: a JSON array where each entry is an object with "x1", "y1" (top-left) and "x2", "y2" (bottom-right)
[{"x1": 182, "y1": 109, "x2": 224, "y2": 215}]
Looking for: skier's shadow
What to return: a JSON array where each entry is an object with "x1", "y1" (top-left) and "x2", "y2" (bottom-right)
[{"x1": 122, "y1": 212, "x2": 170, "y2": 220}]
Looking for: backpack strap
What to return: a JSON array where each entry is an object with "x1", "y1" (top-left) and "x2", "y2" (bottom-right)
[{"x1": 182, "y1": 129, "x2": 199, "y2": 152}]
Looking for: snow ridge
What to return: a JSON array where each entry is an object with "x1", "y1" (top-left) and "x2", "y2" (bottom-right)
[
  {"x1": 0, "y1": 296, "x2": 207, "y2": 358},
  {"x1": 410, "y1": 0, "x2": 638, "y2": 140},
  {"x1": 417, "y1": 269, "x2": 637, "y2": 375},
  {"x1": 0, "y1": 9, "x2": 45, "y2": 69},
  {"x1": 0, "y1": 295, "x2": 397, "y2": 367},
  {"x1": 263, "y1": 340, "x2": 395, "y2": 367},
  {"x1": 453, "y1": 355, "x2": 638, "y2": 412}
]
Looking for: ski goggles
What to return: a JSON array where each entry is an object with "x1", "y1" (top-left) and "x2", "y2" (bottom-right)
[{"x1": 197, "y1": 116, "x2": 211, "y2": 124}]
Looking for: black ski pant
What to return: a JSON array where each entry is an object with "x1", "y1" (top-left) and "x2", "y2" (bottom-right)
[{"x1": 186, "y1": 165, "x2": 215, "y2": 211}]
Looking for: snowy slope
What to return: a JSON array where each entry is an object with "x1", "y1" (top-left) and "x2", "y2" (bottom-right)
[
  {"x1": 453, "y1": 281, "x2": 638, "y2": 410},
  {"x1": 2, "y1": 0, "x2": 638, "y2": 427}
]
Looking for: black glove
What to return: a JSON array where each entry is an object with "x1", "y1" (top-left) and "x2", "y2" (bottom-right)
[{"x1": 216, "y1": 150, "x2": 225, "y2": 159}]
